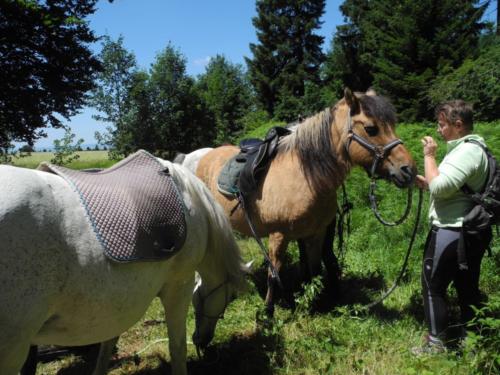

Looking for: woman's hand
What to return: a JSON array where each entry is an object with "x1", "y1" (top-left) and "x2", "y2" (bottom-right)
[
  {"x1": 422, "y1": 136, "x2": 437, "y2": 157},
  {"x1": 415, "y1": 175, "x2": 429, "y2": 190}
]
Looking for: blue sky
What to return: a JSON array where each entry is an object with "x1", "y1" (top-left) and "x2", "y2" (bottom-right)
[{"x1": 34, "y1": 0, "x2": 344, "y2": 149}]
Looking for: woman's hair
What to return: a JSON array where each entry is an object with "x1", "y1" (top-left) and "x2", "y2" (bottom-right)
[{"x1": 435, "y1": 100, "x2": 473, "y2": 131}]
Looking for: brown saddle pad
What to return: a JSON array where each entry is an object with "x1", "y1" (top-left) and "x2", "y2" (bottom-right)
[{"x1": 38, "y1": 150, "x2": 187, "y2": 262}]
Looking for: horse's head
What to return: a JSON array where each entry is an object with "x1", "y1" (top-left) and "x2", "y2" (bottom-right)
[
  {"x1": 191, "y1": 263, "x2": 250, "y2": 351},
  {"x1": 339, "y1": 88, "x2": 416, "y2": 187}
]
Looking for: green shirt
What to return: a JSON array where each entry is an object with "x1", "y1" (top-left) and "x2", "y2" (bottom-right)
[{"x1": 428, "y1": 134, "x2": 489, "y2": 227}]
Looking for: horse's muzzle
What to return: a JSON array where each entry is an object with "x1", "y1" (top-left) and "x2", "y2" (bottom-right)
[{"x1": 390, "y1": 165, "x2": 415, "y2": 188}]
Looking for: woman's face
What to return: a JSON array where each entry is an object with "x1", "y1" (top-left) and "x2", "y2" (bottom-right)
[{"x1": 437, "y1": 112, "x2": 460, "y2": 141}]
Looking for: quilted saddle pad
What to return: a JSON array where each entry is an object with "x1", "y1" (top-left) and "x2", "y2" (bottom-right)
[{"x1": 39, "y1": 150, "x2": 187, "y2": 262}]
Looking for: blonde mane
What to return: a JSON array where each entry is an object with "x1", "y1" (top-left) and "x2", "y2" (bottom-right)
[{"x1": 278, "y1": 105, "x2": 351, "y2": 192}]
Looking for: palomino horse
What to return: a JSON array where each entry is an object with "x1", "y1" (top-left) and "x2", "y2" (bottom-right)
[
  {"x1": 193, "y1": 89, "x2": 416, "y2": 315},
  {"x1": 0, "y1": 158, "x2": 248, "y2": 375}
]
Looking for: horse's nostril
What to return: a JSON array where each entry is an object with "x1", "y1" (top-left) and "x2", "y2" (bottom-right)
[{"x1": 400, "y1": 165, "x2": 414, "y2": 179}]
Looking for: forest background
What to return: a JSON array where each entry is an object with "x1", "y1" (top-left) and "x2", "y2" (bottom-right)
[{"x1": 0, "y1": 0, "x2": 498, "y2": 159}]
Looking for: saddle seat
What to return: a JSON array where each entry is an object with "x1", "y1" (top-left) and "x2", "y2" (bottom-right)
[{"x1": 217, "y1": 126, "x2": 291, "y2": 198}]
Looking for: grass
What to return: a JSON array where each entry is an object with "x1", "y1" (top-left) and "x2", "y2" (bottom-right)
[
  {"x1": 15, "y1": 122, "x2": 500, "y2": 374},
  {"x1": 8, "y1": 150, "x2": 115, "y2": 170}
]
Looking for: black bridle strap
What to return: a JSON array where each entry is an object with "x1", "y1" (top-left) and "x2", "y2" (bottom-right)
[{"x1": 195, "y1": 280, "x2": 229, "y2": 320}]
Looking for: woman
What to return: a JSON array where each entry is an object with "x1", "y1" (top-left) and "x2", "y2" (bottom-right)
[{"x1": 414, "y1": 100, "x2": 492, "y2": 353}]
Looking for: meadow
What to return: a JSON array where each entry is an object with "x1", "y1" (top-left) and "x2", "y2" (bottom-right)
[{"x1": 11, "y1": 122, "x2": 500, "y2": 374}]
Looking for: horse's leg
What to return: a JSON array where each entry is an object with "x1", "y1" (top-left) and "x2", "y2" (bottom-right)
[
  {"x1": 265, "y1": 232, "x2": 289, "y2": 317},
  {"x1": 20, "y1": 345, "x2": 37, "y2": 375},
  {"x1": 91, "y1": 337, "x2": 118, "y2": 375},
  {"x1": 0, "y1": 338, "x2": 33, "y2": 375},
  {"x1": 158, "y1": 278, "x2": 195, "y2": 375},
  {"x1": 322, "y1": 218, "x2": 341, "y2": 295},
  {"x1": 301, "y1": 233, "x2": 324, "y2": 280}
]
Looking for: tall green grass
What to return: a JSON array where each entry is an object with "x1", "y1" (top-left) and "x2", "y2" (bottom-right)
[{"x1": 29, "y1": 121, "x2": 500, "y2": 374}]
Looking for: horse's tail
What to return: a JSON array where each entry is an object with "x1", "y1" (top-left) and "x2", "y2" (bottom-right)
[{"x1": 173, "y1": 153, "x2": 186, "y2": 164}]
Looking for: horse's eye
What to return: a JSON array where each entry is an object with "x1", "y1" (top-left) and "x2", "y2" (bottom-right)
[{"x1": 364, "y1": 125, "x2": 378, "y2": 137}]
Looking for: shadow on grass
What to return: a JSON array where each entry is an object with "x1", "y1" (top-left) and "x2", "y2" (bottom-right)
[
  {"x1": 249, "y1": 258, "x2": 407, "y2": 322},
  {"x1": 91, "y1": 328, "x2": 284, "y2": 375}
]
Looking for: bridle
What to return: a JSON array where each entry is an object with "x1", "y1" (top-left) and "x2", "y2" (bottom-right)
[
  {"x1": 344, "y1": 109, "x2": 413, "y2": 226},
  {"x1": 341, "y1": 105, "x2": 424, "y2": 309},
  {"x1": 193, "y1": 279, "x2": 230, "y2": 357},
  {"x1": 194, "y1": 279, "x2": 230, "y2": 320}
]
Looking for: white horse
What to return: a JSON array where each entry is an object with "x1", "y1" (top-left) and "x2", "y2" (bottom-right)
[
  {"x1": 173, "y1": 147, "x2": 213, "y2": 174},
  {"x1": 0, "y1": 159, "x2": 248, "y2": 375}
]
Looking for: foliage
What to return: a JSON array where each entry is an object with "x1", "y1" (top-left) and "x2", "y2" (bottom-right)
[
  {"x1": 0, "y1": 0, "x2": 101, "y2": 153},
  {"x1": 294, "y1": 275, "x2": 324, "y2": 315},
  {"x1": 322, "y1": 0, "x2": 373, "y2": 100},
  {"x1": 50, "y1": 128, "x2": 84, "y2": 166},
  {"x1": 90, "y1": 40, "x2": 214, "y2": 158},
  {"x1": 18, "y1": 144, "x2": 34, "y2": 153},
  {"x1": 196, "y1": 55, "x2": 253, "y2": 145},
  {"x1": 371, "y1": 0, "x2": 489, "y2": 121},
  {"x1": 90, "y1": 34, "x2": 137, "y2": 145},
  {"x1": 427, "y1": 37, "x2": 500, "y2": 121},
  {"x1": 246, "y1": 0, "x2": 326, "y2": 121},
  {"x1": 148, "y1": 44, "x2": 214, "y2": 159},
  {"x1": 461, "y1": 295, "x2": 500, "y2": 374},
  {"x1": 325, "y1": 0, "x2": 490, "y2": 121}
]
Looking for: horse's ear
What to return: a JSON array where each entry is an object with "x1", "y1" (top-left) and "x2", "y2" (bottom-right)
[
  {"x1": 366, "y1": 88, "x2": 377, "y2": 96},
  {"x1": 344, "y1": 87, "x2": 360, "y2": 115}
]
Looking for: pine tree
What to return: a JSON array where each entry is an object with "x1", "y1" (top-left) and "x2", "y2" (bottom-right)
[
  {"x1": 246, "y1": 0, "x2": 326, "y2": 121},
  {"x1": 368, "y1": 0, "x2": 489, "y2": 120},
  {"x1": 326, "y1": 0, "x2": 489, "y2": 121},
  {"x1": 323, "y1": 0, "x2": 373, "y2": 99}
]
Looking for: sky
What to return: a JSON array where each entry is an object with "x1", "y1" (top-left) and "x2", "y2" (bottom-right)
[{"x1": 33, "y1": 0, "x2": 345, "y2": 149}]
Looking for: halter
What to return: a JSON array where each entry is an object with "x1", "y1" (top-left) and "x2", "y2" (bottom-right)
[
  {"x1": 344, "y1": 109, "x2": 412, "y2": 226},
  {"x1": 193, "y1": 279, "x2": 231, "y2": 359},
  {"x1": 194, "y1": 279, "x2": 230, "y2": 321}
]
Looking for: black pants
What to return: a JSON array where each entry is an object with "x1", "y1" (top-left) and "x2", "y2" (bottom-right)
[{"x1": 421, "y1": 226, "x2": 491, "y2": 339}]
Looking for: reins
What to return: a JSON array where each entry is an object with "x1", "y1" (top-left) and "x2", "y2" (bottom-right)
[{"x1": 363, "y1": 188, "x2": 423, "y2": 309}]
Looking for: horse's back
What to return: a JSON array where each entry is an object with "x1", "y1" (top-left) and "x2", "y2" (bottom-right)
[{"x1": 196, "y1": 146, "x2": 239, "y2": 187}]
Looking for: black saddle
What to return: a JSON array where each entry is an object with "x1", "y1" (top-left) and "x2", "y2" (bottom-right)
[{"x1": 238, "y1": 126, "x2": 291, "y2": 198}]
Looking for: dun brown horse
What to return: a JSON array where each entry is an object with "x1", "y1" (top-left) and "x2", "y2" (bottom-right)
[{"x1": 193, "y1": 89, "x2": 417, "y2": 315}]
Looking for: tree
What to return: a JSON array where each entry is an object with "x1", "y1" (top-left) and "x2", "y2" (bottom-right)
[
  {"x1": 196, "y1": 55, "x2": 252, "y2": 145},
  {"x1": 326, "y1": 0, "x2": 489, "y2": 121},
  {"x1": 246, "y1": 0, "x2": 326, "y2": 121},
  {"x1": 322, "y1": 0, "x2": 373, "y2": 100},
  {"x1": 149, "y1": 44, "x2": 213, "y2": 158},
  {"x1": 0, "y1": 0, "x2": 101, "y2": 154},
  {"x1": 369, "y1": 0, "x2": 489, "y2": 120},
  {"x1": 90, "y1": 35, "x2": 138, "y2": 153},
  {"x1": 51, "y1": 127, "x2": 84, "y2": 166},
  {"x1": 427, "y1": 36, "x2": 500, "y2": 121}
]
